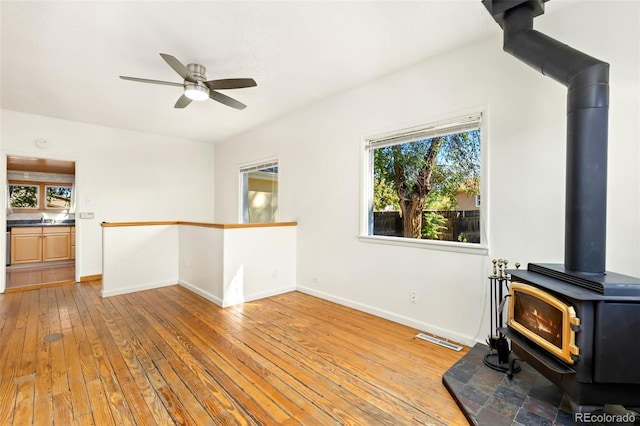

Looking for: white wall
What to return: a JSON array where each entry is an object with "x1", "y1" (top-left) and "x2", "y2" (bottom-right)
[
  {"x1": 178, "y1": 224, "x2": 297, "y2": 307},
  {"x1": 214, "y1": 2, "x2": 640, "y2": 345},
  {"x1": 222, "y1": 226, "x2": 297, "y2": 307},
  {"x1": 102, "y1": 222, "x2": 296, "y2": 305},
  {"x1": 1, "y1": 110, "x2": 216, "y2": 291},
  {"x1": 179, "y1": 225, "x2": 225, "y2": 304},
  {"x1": 102, "y1": 225, "x2": 179, "y2": 297}
]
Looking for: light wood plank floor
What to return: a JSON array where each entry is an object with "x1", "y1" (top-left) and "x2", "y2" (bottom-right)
[
  {"x1": 5, "y1": 262, "x2": 75, "y2": 292},
  {"x1": 0, "y1": 281, "x2": 469, "y2": 425}
]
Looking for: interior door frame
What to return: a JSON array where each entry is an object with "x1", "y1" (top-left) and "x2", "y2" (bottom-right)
[{"x1": 1, "y1": 153, "x2": 80, "y2": 292}]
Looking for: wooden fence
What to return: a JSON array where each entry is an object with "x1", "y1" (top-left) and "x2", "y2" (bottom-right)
[{"x1": 373, "y1": 210, "x2": 480, "y2": 243}]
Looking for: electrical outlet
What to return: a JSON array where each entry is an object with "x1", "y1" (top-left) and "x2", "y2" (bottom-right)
[
  {"x1": 312, "y1": 276, "x2": 320, "y2": 284},
  {"x1": 272, "y1": 270, "x2": 278, "y2": 279},
  {"x1": 410, "y1": 291, "x2": 417, "y2": 304}
]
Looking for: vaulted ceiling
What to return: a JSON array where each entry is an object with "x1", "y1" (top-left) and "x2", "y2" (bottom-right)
[{"x1": 0, "y1": 0, "x2": 574, "y2": 144}]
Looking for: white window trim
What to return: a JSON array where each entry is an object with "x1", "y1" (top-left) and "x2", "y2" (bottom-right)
[
  {"x1": 238, "y1": 157, "x2": 280, "y2": 224},
  {"x1": 359, "y1": 108, "x2": 489, "y2": 255}
]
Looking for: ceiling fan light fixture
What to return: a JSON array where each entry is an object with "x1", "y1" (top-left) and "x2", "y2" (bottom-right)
[{"x1": 184, "y1": 83, "x2": 209, "y2": 101}]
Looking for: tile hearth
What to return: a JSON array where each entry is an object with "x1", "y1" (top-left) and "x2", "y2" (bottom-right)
[{"x1": 443, "y1": 343, "x2": 575, "y2": 425}]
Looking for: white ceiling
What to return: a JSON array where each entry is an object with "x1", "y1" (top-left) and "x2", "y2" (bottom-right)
[{"x1": 1, "y1": 0, "x2": 575, "y2": 144}]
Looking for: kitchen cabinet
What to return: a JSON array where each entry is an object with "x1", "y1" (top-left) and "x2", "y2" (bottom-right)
[
  {"x1": 70, "y1": 227, "x2": 76, "y2": 260},
  {"x1": 43, "y1": 226, "x2": 71, "y2": 262},
  {"x1": 10, "y1": 226, "x2": 74, "y2": 264},
  {"x1": 11, "y1": 227, "x2": 43, "y2": 264}
]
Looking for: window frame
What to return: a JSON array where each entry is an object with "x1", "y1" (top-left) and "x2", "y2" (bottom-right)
[
  {"x1": 8, "y1": 182, "x2": 41, "y2": 210},
  {"x1": 44, "y1": 184, "x2": 73, "y2": 210},
  {"x1": 8, "y1": 180, "x2": 73, "y2": 212},
  {"x1": 238, "y1": 159, "x2": 279, "y2": 224},
  {"x1": 359, "y1": 110, "x2": 488, "y2": 255}
]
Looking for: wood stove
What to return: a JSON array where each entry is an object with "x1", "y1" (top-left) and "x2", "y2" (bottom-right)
[{"x1": 502, "y1": 264, "x2": 640, "y2": 412}]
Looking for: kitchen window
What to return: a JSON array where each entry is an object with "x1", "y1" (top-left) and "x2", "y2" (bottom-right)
[
  {"x1": 8, "y1": 181, "x2": 73, "y2": 211},
  {"x1": 8, "y1": 183, "x2": 40, "y2": 209},
  {"x1": 45, "y1": 185, "x2": 73, "y2": 209}
]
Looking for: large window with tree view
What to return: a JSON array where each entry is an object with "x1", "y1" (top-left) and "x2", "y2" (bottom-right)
[{"x1": 365, "y1": 114, "x2": 482, "y2": 244}]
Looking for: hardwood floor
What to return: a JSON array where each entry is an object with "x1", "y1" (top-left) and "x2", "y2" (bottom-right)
[
  {"x1": 0, "y1": 281, "x2": 469, "y2": 425},
  {"x1": 5, "y1": 262, "x2": 75, "y2": 292}
]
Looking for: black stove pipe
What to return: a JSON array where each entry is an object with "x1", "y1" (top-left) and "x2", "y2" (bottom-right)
[{"x1": 497, "y1": 2, "x2": 610, "y2": 275}]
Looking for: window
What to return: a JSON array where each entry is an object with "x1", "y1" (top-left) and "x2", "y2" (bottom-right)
[
  {"x1": 8, "y1": 184, "x2": 40, "y2": 209},
  {"x1": 240, "y1": 160, "x2": 278, "y2": 223},
  {"x1": 8, "y1": 181, "x2": 73, "y2": 211},
  {"x1": 363, "y1": 113, "x2": 483, "y2": 247},
  {"x1": 45, "y1": 185, "x2": 73, "y2": 209}
]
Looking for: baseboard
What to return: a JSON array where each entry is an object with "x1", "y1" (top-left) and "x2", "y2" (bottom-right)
[
  {"x1": 101, "y1": 280, "x2": 176, "y2": 298},
  {"x1": 80, "y1": 274, "x2": 102, "y2": 282},
  {"x1": 296, "y1": 285, "x2": 476, "y2": 347},
  {"x1": 178, "y1": 280, "x2": 223, "y2": 307},
  {"x1": 225, "y1": 285, "x2": 297, "y2": 308},
  {"x1": 178, "y1": 280, "x2": 295, "y2": 308}
]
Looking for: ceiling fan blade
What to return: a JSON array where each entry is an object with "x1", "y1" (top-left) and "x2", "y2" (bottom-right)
[
  {"x1": 209, "y1": 90, "x2": 247, "y2": 110},
  {"x1": 174, "y1": 94, "x2": 192, "y2": 109},
  {"x1": 205, "y1": 78, "x2": 257, "y2": 90},
  {"x1": 120, "y1": 76, "x2": 183, "y2": 87},
  {"x1": 160, "y1": 53, "x2": 196, "y2": 83}
]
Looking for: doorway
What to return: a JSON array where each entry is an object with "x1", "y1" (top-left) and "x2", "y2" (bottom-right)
[{"x1": 5, "y1": 155, "x2": 77, "y2": 291}]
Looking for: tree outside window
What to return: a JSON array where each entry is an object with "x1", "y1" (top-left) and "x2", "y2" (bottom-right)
[
  {"x1": 46, "y1": 186, "x2": 73, "y2": 209},
  {"x1": 9, "y1": 184, "x2": 40, "y2": 209},
  {"x1": 8, "y1": 182, "x2": 73, "y2": 211}
]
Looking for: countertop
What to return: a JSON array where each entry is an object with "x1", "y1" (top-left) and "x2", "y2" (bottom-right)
[{"x1": 7, "y1": 220, "x2": 75, "y2": 229}]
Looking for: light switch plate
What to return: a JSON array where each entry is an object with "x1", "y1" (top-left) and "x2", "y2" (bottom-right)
[{"x1": 79, "y1": 212, "x2": 95, "y2": 219}]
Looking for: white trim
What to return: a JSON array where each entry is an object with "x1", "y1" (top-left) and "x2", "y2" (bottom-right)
[
  {"x1": 223, "y1": 285, "x2": 297, "y2": 308},
  {"x1": 178, "y1": 280, "x2": 223, "y2": 307},
  {"x1": 239, "y1": 160, "x2": 278, "y2": 174},
  {"x1": 365, "y1": 113, "x2": 481, "y2": 149},
  {"x1": 239, "y1": 157, "x2": 280, "y2": 224},
  {"x1": 359, "y1": 106, "x2": 489, "y2": 251},
  {"x1": 100, "y1": 279, "x2": 176, "y2": 297},
  {"x1": 358, "y1": 235, "x2": 488, "y2": 255},
  {"x1": 296, "y1": 285, "x2": 477, "y2": 347}
]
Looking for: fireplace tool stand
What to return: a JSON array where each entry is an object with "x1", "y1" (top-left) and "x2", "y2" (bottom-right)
[{"x1": 484, "y1": 259, "x2": 521, "y2": 375}]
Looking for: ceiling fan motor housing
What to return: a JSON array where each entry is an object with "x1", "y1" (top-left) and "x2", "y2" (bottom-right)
[
  {"x1": 184, "y1": 63, "x2": 209, "y2": 100},
  {"x1": 187, "y1": 63, "x2": 207, "y2": 81}
]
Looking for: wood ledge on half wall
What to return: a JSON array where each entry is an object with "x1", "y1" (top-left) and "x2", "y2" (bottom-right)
[{"x1": 100, "y1": 221, "x2": 297, "y2": 229}]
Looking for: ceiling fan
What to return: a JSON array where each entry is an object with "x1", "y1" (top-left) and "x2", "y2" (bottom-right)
[{"x1": 120, "y1": 53, "x2": 256, "y2": 110}]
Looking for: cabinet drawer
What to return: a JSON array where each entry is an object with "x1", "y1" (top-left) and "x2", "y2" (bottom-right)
[
  {"x1": 43, "y1": 226, "x2": 71, "y2": 234},
  {"x1": 11, "y1": 226, "x2": 42, "y2": 235}
]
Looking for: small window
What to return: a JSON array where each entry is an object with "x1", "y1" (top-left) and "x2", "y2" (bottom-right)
[
  {"x1": 45, "y1": 185, "x2": 73, "y2": 209},
  {"x1": 240, "y1": 160, "x2": 278, "y2": 223},
  {"x1": 8, "y1": 181, "x2": 73, "y2": 211},
  {"x1": 364, "y1": 113, "x2": 483, "y2": 245},
  {"x1": 9, "y1": 184, "x2": 40, "y2": 209}
]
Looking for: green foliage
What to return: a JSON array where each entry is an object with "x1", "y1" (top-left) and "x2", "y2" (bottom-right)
[
  {"x1": 373, "y1": 130, "x2": 481, "y2": 210},
  {"x1": 9, "y1": 185, "x2": 39, "y2": 208},
  {"x1": 373, "y1": 177, "x2": 399, "y2": 211},
  {"x1": 457, "y1": 232, "x2": 469, "y2": 243},
  {"x1": 422, "y1": 212, "x2": 447, "y2": 240}
]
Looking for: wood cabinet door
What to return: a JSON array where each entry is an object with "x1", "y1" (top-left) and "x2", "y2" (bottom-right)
[
  {"x1": 11, "y1": 234, "x2": 43, "y2": 264},
  {"x1": 43, "y1": 234, "x2": 71, "y2": 261}
]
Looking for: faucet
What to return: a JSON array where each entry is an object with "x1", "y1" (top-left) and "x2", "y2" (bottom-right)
[{"x1": 41, "y1": 214, "x2": 45, "y2": 223}]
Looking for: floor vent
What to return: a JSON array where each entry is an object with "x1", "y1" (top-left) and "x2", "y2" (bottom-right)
[
  {"x1": 416, "y1": 333, "x2": 463, "y2": 351},
  {"x1": 43, "y1": 333, "x2": 64, "y2": 342}
]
